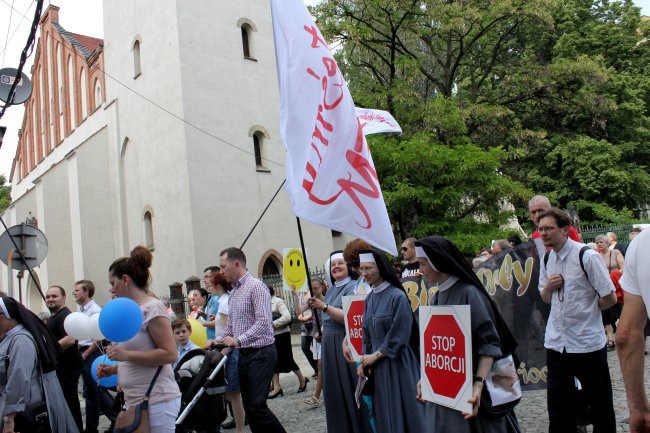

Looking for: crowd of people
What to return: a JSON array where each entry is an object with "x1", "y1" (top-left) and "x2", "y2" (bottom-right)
[{"x1": 0, "y1": 192, "x2": 648, "y2": 433}]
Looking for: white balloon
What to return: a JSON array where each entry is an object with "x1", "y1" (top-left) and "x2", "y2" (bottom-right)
[
  {"x1": 87, "y1": 314, "x2": 105, "y2": 341},
  {"x1": 63, "y1": 312, "x2": 91, "y2": 340}
]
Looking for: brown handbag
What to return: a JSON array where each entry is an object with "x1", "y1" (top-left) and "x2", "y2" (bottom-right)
[{"x1": 113, "y1": 366, "x2": 162, "y2": 433}]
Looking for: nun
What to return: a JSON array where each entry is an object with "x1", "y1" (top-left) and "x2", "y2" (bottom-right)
[
  {"x1": 356, "y1": 249, "x2": 425, "y2": 433},
  {"x1": 309, "y1": 251, "x2": 364, "y2": 433},
  {"x1": 414, "y1": 236, "x2": 521, "y2": 433},
  {"x1": 0, "y1": 296, "x2": 80, "y2": 433}
]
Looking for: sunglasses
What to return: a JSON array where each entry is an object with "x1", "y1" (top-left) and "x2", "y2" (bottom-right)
[{"x1": 401, "y1": 247, "x2": 409, "y2": 252}]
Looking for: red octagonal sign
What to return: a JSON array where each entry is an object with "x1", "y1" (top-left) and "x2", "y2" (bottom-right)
[
  {"x1": 342, "y1": 295, "x2": 366, "y2": 362},
  {"x1": 420, "y1": 305, "x2": 472, "y2": 413},
  {"x1": 424, "y1": 314, "x2": 466, "y2": 398}
]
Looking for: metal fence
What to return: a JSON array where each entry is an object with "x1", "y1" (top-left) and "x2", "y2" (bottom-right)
[
  {"x1": 167, "y1": 266, "x2": 330, "y2": 323},
  {"x1": 260, "y1": 265, "x2": 329, "y2": 321},
  {"x1": 580, "y1": 224, "x2": 635, "y2": 246}
]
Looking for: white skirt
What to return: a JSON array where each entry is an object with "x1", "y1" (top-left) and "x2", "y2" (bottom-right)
[{"x1": 311, "y1": 338, "x2": 321, "y2": 360}]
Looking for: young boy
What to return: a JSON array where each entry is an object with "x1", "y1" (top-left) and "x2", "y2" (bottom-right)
[{"x1": 172, "y1": 318, "x2": 200, "y2": 369}]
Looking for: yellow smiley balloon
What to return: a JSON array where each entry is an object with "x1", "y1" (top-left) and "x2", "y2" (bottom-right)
[{"x1": 283, "y1": 248, "x2": 307, "y2": 291}]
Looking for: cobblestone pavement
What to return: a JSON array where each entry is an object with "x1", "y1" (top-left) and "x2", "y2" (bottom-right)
[{"x1": 94, "y1": 335, "x2": 646, "y2": 432}]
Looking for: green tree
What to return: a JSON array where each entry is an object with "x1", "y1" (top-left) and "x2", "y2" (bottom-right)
[
  {"x1": 0, "y1": 175, "x2": 11, "y2": 213},
  {"x1": 313, "y1": 0, "x2": 650, "y2": 238}
]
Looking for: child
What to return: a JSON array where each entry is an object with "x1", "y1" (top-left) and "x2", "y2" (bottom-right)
[{"x1": 172, "y1": 318, "x2": 199, "y2": 369}]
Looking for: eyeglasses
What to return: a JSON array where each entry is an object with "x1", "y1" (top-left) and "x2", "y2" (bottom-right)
[
  {"x1": 401, "y1": 247, "x2": 409, "y2": 252},
  {"x1": 358, "y1": 266, "x2": 375, "y2": 273},
  {"x1": 537, "y1": 226, "x2": 558, "y2": 233}
]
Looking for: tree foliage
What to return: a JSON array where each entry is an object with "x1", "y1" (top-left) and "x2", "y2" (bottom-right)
[
  {"x1": 313, "y1": 0, "x2": 650, "y2": 253},
  {"x1": 0, "y1": 175, "x2": 11, "y2": 213}
]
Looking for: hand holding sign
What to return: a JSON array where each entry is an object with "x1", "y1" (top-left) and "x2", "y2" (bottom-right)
[
  {"x1": 283, "y1": 248, "x2": 308, "y2": 292},
  {"x1": 342, "y1": 295, "x2": 366, "y2": 362},
  {"x1": 419, "y1": 305, "x2": 473, "y2": 414}
]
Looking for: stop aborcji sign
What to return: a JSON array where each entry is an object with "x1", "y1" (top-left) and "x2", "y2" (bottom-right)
[
  {"x1": 342, "y1": 295, "x2": 366, "y2": 362},
  {"x1": 419, "y1": 305, "x2": 473, "y2": 413}
]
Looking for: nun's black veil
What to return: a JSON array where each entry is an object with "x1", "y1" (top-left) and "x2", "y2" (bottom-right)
[
  {"x1": 415, "y1": 236, "x2": 518, "y2": 357},
  {"x1": 3, "y1": 297, "x2": 61, "y2": 373},
  {"x1": 359, "y1": 249, "x2": 420, "y2": 359}
]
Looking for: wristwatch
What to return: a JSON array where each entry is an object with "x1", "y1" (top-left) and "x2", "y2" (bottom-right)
[
  {"x1": 3, "y1": 416, "x2": 12, "y2": 423},
  {"x1": 473, "y1": 375, "x2": 486, "y2": 385},
  {"x1": 323, "y1": 304, "x2": 329, "y2": 312}
]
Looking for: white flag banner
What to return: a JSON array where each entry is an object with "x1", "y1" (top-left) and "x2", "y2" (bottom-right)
[
  {"x1": 271, "y1": 0, "x2": 397, "y2": 256},
  {"x1": 356, "y1": 107, "x2": 402, "y2": 136}
]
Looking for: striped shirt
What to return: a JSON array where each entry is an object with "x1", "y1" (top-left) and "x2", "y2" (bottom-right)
[{"x1": 215, "y1": 272, "x2": 275, "y2": 348}]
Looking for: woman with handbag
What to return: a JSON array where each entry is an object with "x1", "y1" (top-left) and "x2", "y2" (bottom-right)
[
  {"x1": 414, "y1": 236, "x2": 521, "y2": 433},
  {"x1": 98, "y1": 245, "x2": 181, "y2": 433},
  {"x1": 0, "y1": 296, "x2": 80, "y2": 433},
  {"x1": 268, "y1": 284, "x2": 308, "y2": 398},
  {"x1": 355, "y1": 249, "x2": 425, "y2": 433},
  {"x1": 292, "y1": 277, "x2": 327, "y2": 406},
  {"x1": 291, "y1": 278, "x2": 324, "y2": 377}
]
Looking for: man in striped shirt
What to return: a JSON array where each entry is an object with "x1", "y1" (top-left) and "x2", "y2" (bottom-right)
[{"x1": 211, "y1": 247, "x2": 287, "y2": 433}]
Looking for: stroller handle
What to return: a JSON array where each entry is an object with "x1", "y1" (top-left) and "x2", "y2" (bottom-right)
[{"x1": 176, "y1": 347, "x2": 231, "y2": 426}]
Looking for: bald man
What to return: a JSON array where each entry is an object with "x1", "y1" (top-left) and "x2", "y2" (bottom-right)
[{"x1": 529, "y1": 195, "x2": 580, "y2": 242}]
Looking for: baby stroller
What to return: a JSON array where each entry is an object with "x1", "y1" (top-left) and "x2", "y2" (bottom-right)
[{"x1": 174, "y1": 348, "x2": 228, "y2": 433}]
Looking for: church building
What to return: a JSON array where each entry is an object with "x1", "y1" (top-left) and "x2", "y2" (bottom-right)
[{"x1": 0, "y1": 2, "x2": 349, "y2": 309}]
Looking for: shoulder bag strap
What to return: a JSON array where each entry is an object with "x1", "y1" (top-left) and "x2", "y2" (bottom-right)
[{"x1": 144, "y1": 366, "x2": 163, "y2": 400}]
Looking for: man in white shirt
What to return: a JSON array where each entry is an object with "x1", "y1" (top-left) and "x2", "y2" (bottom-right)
[
  {"x1": 617, "y1": 228, "x2": 650, "y2": 432},
  {"x1": 74, "y1": 280, "x2": 115, "y2": 433},
  {"x1": 537, "y1": 208, "x2": 617, "y2": 433}
]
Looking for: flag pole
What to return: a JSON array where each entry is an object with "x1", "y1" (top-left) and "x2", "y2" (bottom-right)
[
  {"x1": 239, "y1": 179, "x2": 286, "y2": 250},
  {"x1": 295, "y1": 217, "x2": 322, "y2": 335}
]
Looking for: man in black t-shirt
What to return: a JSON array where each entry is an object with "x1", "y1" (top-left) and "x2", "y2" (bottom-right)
[
  {"x1": 46, "y1": 285, "x2": 84, "y2": 432},
  {"x1": 400, "y1": 237, "x2": 421, "y2": 278}
]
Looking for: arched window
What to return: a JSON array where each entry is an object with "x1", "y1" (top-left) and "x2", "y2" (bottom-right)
[
  {"x1": 79, "y1": 68, "x2": 88, "y2": 119},
  {"x1": 144, "y1": 211, "x2": 154, "y2": 250},
  {"x1": 67, "y1": 55, "x2": 76, "y2": 129},
  {"x1": 56, "y1": 44, "x2": 64, "y2": 140},
  {"x1": 262, "y1": 256, "x2": 280, "y2": 276},
  {"x1": 133, "y1": 39, "x2": 141, "y2": 78},
  {"x1": 47, "y1": 39, "x2": 54, "y2": 149},
  {"x1": 241, "y1": 24, "x2": 251, "y2": 58},
  {"x1": 38, "y1": 68, "x2": 46, "y2": 159},
  {"x1": 253, "y1": 132, "x2": 264, "y2": 169},
  {"x1": 94, "y1": 78, "x2": 102, "y2": 109}
]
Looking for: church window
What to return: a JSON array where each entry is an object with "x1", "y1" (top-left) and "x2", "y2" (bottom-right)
[
  {"x1": 144, "y1": 211, "x2": 154, "y2": 250},
  {"x1": 241, "y1": 24, "x2": 252, "y2": 58},
  {"x1": 133, "y1": 39, "x2": 141, "y2": 78},
  {"x1": 94, "y1": 79, "x2": 102, "y2": 109},
  {"x1": 67, "y1": 55, "x2": 76, "y2": 129},
  {"x1": 253, "y1": 132, "x2": 266, "y2": 170}
]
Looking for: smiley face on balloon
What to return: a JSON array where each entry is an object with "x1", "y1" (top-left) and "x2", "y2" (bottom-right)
[{"x1": 283, "y1": 248, "x2": 307, "y2": 291}]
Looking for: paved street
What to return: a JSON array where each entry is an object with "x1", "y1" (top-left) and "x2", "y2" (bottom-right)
[{"x1": 95, "y1": 334, "x2": 646, "y2": 432}]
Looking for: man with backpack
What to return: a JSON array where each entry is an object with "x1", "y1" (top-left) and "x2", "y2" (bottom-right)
[{"x1": 537, "y1": 207, "x2": 618, "y2": 433}]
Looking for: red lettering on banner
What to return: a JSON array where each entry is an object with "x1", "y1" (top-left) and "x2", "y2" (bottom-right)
[
  {"x1": 304, "y1": 25, "x2": 328, "y2": 48},
  {"x1": 300, "y1": 25, "x2": 381, "y2": 228}
]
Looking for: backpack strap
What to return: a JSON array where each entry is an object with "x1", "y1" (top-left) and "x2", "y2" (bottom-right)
[
  {"x1": 543, "y1": 250, "x2": 550, "y2": 269},
  {"x1": 578, "y1": 245, "x2": 590, "y2": 279},
  {"x1": 544, "y1": 245, "x2": 593, "y2": 287}
]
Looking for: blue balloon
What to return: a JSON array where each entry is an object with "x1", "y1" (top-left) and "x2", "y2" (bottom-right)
[
  {"x1": 91, "y1": 355, "x2": 119, "y2": 388},
  {"x1": 99, "y1": 297, "x2": 143, "y2": 342}
]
